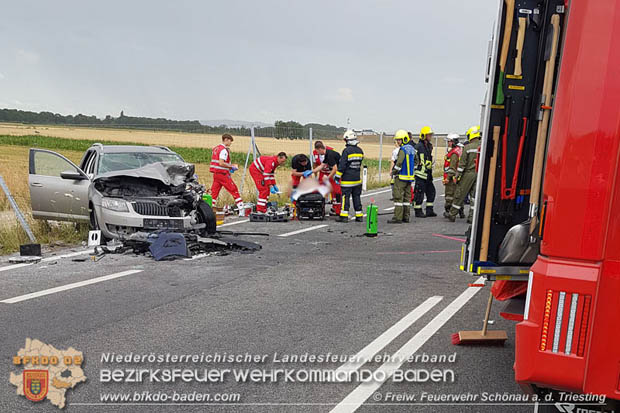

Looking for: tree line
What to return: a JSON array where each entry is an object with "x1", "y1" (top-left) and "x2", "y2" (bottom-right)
[{"x1": 0, "y1": 109, "x2": 346, "y2": 140}]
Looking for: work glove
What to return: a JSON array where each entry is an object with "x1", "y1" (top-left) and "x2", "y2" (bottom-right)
[
  {"x1": 333, "y1": 175, "x2": 341, "y2": 184},
  {"x1": 230, "y1": 166, "x2": 238, "y2": 173},
  {"x1": 302, "y1": 170, "x2": 313, "y2": 178},
  {"x1": 442, "y1": 178, "x2": 448, "y2": 185},
  {"x1": 270, "y1": 185, "x2": 279, "y2": 194}
]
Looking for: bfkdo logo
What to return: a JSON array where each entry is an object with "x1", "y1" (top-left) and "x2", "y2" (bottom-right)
[
  {"x1": 23, "y1": 370, "x2": 49, "y2": 402},
  {"x1": 10, "y1": 339, "x2": 87, "y2": 409}
]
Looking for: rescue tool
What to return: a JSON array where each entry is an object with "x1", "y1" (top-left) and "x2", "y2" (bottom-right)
[
  {"x1": 452, "y1": 125, "x2": 508, "y2": 346},
  {"x1": 528, "y1": 14, "x2": 560, "y2": 235},
  {"x1": 495, "y1": 0, "x2": 515, "y2": 104}
]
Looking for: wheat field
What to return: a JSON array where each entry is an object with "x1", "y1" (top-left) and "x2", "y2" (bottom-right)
[{"x1": 0, "y1": 123, "x2": 393, "y2": 159}]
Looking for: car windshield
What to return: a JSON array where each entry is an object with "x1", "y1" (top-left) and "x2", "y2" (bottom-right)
[{"x1": 98, "y1": 152, "x2": 184, "y2": 174}]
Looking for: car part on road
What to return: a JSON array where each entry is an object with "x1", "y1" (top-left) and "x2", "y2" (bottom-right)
[{"x1": 92, "y1": 231, "x2": 261, "y2": 261}]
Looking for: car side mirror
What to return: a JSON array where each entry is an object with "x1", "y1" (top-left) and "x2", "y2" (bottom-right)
[{"x1": 60, "y1": 170, "x2": 87, "y2": 180}]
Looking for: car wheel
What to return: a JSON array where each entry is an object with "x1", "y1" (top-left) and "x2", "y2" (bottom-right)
[
  {"x1": 196, "y1": 200, "x2": 217, "y2": 235},
  {"x1": 89, "y1": 208, "x2": 111, "y2": 244}
]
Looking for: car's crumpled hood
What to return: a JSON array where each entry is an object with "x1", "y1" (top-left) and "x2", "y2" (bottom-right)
[{"x1": 93, "y1": 162, "x2": 196, "y2": 186}]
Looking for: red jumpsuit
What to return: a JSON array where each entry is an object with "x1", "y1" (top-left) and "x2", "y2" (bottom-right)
[
  {"x1": 249, "y1": 155, "x2": 279, "y2": 213},
  {"x1": 210, "y1": 144, "x2": 242, "y2": 207}
]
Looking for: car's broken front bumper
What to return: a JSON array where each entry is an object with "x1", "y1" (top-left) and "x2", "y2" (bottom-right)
[{"x1": 96, "y1": 203, "x2": 192, "y2": 239}]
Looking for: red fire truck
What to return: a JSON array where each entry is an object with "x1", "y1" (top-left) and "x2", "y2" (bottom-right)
[{"x1": 463, "y1": 0, "x2": 620, "y2": 411}]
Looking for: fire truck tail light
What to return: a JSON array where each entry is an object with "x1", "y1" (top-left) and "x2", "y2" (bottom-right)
[
  {"x1": 540, "y1": 290, "x2": 591, "y2": 356},
  {"x1": 540, "y1": 290, "x2": 554, "y2": 351},
  {"x1": 577, "y1": 295, "x2": 591, "y2": 357}
]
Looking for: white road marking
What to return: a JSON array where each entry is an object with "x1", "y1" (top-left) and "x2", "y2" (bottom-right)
[
  {"x1": 218, "y1": 219, "x2": 250, "y2": 227},
  {"x1": 336, "y1": 296, "x2": 443, "y2": 375},
  {"x1": 361, "y1": 188, "x2": 391, "y2": 198},
  {"x1": 349, "y1": 214, "x2": 367, "y2": 221},
  {"x1": 278, "y1": 225, "x2": 328, "y2": 237},
  {"x1": 383, "y1": 207, "x2": 395, "y2": 211},
  {"x1": 1, "y1": 269, "x2": 143, "y2": 304},
  {"x1": 331, "y1": 277, "x2": 485, "y2": 413},
  {"x1": 0, "y1": 249, "x2": 95, "y2": 273}
]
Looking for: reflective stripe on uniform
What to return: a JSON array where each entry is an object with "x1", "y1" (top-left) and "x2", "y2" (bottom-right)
[
  {"x1": 402, "y1": 202, "x2": 411, "y2": 206},
  {"x1": 467, "y1": 149, "x2": 478, "y2": 153},
  {"x1": 452, "y1": 204, "x2": 462, "y2": 210},
  {"x1": 340, "y1": 211, "x2": 349, "y2": 217},
  {"x1": 426, "y1": 202, "x2": 433, "y2": 207},
  {"x1": 355, "y1": 211, "x2": 363, "y2": 217},
  {"x1": 348, "y1": 153, "x2": 363, "y2": 159},
  {"x1": 394, "y1": 202, "x2": 404, "y2": 206},
  {"x1": 341, "y1": 180, "x2": 362, "y2": 186}
]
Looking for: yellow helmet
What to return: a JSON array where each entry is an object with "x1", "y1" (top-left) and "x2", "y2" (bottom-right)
[
  {"x1": 394, "y1": 129, "x2": 410, "y2": 144},
  {"x1": 420, "y1": 126, "x2": 433, "y2": 140},
  {"x1": 466, "y1": 125, "x2": 481, "y2": 140}
]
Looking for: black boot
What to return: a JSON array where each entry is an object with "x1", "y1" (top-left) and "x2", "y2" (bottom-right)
[
  {"x1": 458, "y1": 209, "x2": 465, "y2": 219},
  {"x1": 387, "y1": 219, "x2": 403, "y2": 224},
  {"x1": 426, "y1": 208, "x2": 437, "y2": 217},
  {"x1": 414, "y1": 209, "x2": 426, "y2": 218},
  {"x1": 336, "y1": 216, "x2": 348, "y2": 223}
]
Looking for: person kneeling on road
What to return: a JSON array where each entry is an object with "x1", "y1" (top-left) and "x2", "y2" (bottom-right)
[
  {"x1": 336, "y1": 130, "x2": 364, "y2": 223},
  {"x1": 290, "y1": 153, "x2": 314, "y2": 189},
  {"x1": 249, "y1": 152, "x2": 287, "y2": 213},
  {"x1": 313, "y1": 141, "x2": 342, "y2": 216},
  {"x1": 388, "y1": 130, "x2": 416, "y2": 224}
]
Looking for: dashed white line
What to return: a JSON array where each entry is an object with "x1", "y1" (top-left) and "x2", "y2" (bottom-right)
[
  {"x1": 0, "y1": 249, "x2": 95, "y2": 273},
  {"x1": 278, "y1": 225, "x2": 328, "y2": 237},
  {"x1": 336, "y1": 296, "x2": 443, "y2": 375},
  {"x1": 218, "y1": 219, "x2": 250, "y2": 227},
  {"x1": 0, "y1": 269, "x2": 143, "y2": 304},
  {"x1": 361, "y1": 188, "x2": 391, "y2": 198},
  {"x1": 383, "y1": 207, "x2": 395, "y2": 211},
  {"x1": 330, "y1": 277, "x2": 486, "y2": 413}
]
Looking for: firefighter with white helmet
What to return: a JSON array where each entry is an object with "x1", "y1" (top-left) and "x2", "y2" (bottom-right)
[
  {"x1": 388, "y1": 129, "x2": 416, "y2": 223},
  {"x1": 443, "y1": 133, "x2": 464, "y2": 218},
  {"x1": 336, "y1": 129, "x2": 365, "y2": 222},
  {"x1": 447, "y1": 125, "x2": 481, "y2": 223}
]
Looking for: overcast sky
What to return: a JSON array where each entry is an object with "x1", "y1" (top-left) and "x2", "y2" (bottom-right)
[{"x1": 0, "y1": 1, "x2": 498, "y2": 133}]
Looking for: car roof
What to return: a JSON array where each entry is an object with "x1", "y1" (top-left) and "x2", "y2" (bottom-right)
[{"x1": 90, "y1": 144, "x2": 178, "y2": 154}]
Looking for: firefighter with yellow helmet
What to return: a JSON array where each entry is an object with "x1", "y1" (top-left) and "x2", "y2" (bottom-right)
[
  {"x1": 446, "y1": 125, "x2": 481, "y2": 223},
  {"x1": 413, "y1": 126, "x2": 437, "y2": 217},
  {"x1": 388, "y1": 129, "x2": 416, "y2": 223}
]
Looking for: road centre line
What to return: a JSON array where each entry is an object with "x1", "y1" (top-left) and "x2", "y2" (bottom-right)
[
  {"x1": 218, "y1": 219, "x2": 250, "y2": 227},
  {"x1": 0, "y1": 269, "x2": 143, "y2": 304},
  {"x1": 278, "y1": 225, "x2": 328, "y2": 237},
  {"x1": 330, "y1": 277, "x2": 486, "y2": 413},
  {"x1": 0, "y1": 249, "x2": 95, "y2": 273},
  {"x1": 361, "y1": 189, "x2": 391, "y2": 198},
  {"x1": 336, "y1": 296, "x2": 443, "y2": 375}
]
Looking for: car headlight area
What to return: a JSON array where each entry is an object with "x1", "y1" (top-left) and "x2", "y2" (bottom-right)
[{"x1": 101, "y1": 197, "x2": 129, "y2": 212}]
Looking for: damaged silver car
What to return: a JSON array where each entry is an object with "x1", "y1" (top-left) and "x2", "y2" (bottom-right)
[{"x1": 28, "y1": 144, "x2": 215, "y2": 241}]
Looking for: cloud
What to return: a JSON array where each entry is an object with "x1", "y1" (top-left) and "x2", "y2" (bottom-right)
[
  {"x1": 326, "y1": 87, "x2": 354, "y2": 103},
  {"x1": 16, "y1": 49, "x2": 40, "y2": 65}
]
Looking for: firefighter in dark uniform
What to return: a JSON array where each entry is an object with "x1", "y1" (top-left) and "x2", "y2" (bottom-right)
[
  {"x1": 388, "y1": 129, "x2": 416, "y2": 224},
  {"x1": 413, "y1": 126, "x2": 437, "y2": 217},
  {"x1": 447, "y1": 125, "x2": 481, "y2": 223},
  {"x1": 336, "y1": 130, "x2": 364, "y2": 222}
]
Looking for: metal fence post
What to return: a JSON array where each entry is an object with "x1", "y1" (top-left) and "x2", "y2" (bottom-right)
[
  {"x1": 378, "y1": 132, "x2": 383, "y2": 184},
  {"x1": 0, "y1": 175, "x2": 36, "y2": 243},
  {"x1": 308, "y1": 127, "x2": 313, "y2": 166},
  {"x1": 251, "y1": 126, "x2": 257, "y2": 161}
]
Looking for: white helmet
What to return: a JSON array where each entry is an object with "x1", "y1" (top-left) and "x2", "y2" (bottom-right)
[{"x1": 343, "y1": 129, "x2": 357, "y2": 141}]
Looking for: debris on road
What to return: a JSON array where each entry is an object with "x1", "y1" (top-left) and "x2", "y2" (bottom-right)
[{"x1": 93, "y1": 231, "x2": 263, "y2": 261}]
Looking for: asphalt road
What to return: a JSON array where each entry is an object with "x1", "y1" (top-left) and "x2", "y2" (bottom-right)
[{"x1": 0, "y1": 180, "x2": 531, "y2": 412}]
